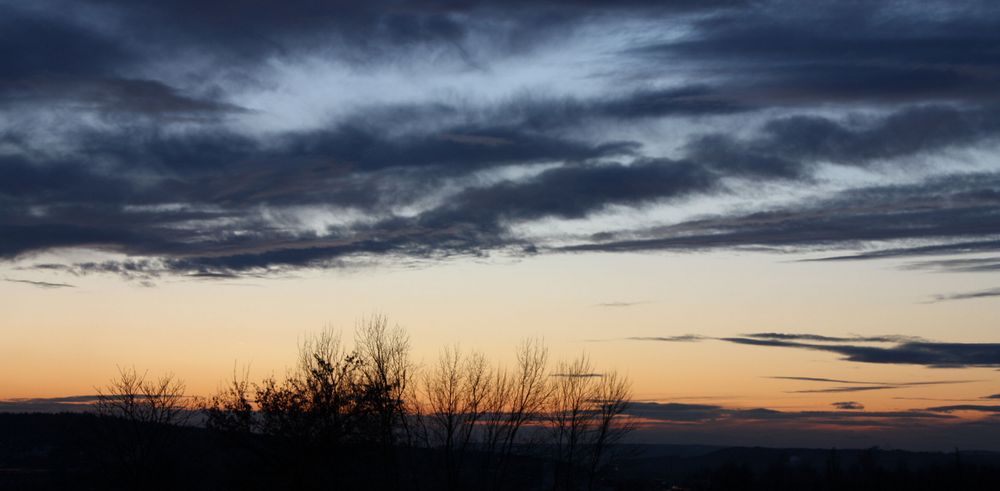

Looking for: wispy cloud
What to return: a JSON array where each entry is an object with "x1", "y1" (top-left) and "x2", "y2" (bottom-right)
[
  {"x1": 925, "y1": 287, "x2": 1000, "y2": 303},
  {"x1": 770, "y1": 376, "x2": 977, "y2": 394},
  {"x1": 625, "y1": 335, "x2": 707, "y2": 342},
  {"x1": 4, "y1": 278, "x2": 75, "y2": 289},
  {"x1": 788, "y1": 380, "x2": 975, "y2": 394},
  {"x1": 594, "y1": 301, "x2": 648, "y2": 308},
  {"x1": 792, "y1": 385, "x2": 906, "y2": 394},
  {"x1": 767, "y1": 376, "x2": 883, "y2": 385},
  {"x1": 624, "y1": 332, "x2": 1000, "y2": 368}
]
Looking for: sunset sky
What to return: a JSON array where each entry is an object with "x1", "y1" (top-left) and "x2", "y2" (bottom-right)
[{"x1": 2, "y1": 0, "x2": 1000, "y2": 450}]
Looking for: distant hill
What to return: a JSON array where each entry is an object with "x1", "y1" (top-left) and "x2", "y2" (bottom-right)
[{"x1": 4, "y1": 413, "x2": 1000, "y2": 490}]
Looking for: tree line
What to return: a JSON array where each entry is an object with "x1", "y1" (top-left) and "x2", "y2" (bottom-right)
[{"x1": 94, "y1": 315, "x2": 634, "y2": 490}]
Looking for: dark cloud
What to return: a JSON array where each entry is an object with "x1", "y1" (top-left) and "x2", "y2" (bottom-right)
[
  {"x1": 748, "y1": 333, "x2": 922, "y2": 344},
  {"x1": 627, "y1": 401, "x2": 953, "y2": 426},
  {"x1": 4, "y1": 278, "x2": 75, "y2": 289},
  {"x1": 625, "y1": 335, "x2": 706, "y2": 342},
  {"x1": 811, "y1": 243, "x2": 1000, "y2": 264},
  {"x1": 501, "y1": 86, "x2": 753, "y2": 132},
  {"x1": 560, "y1": 173, "x2": 1000, "y2": 260},
  {"x1": 628, "y1": 402, "x2": 727, "y2": 423},
  {"x1": 722, "y1": 336, "x2": 1000, "y2": 369},
  {"x1": 985, "y1": 394, "x2": 1000, "y2": 400},
  {"x1": 623, "y1": 333, "x2": 1000, "y2": 368},
  {"x1": 4, "y1": 1, "x2": 1000, "y2": 279},
  {"x1": 0, "y1": 5, "x2": 126, "y2": 79},
  {"x1": 904, "y1": 257, "x2": 1000, "y2": 274},
  {"x1": 926, "y1": 287, "x2": 1000, "y2": 303},
  {"x1": 832, "y1": 401, "x2": 864, "y2": 410},
  {"x1": 420, "y1": 159, "x2": 716, "y2": 232},
  {"x1": 927, "y1": 405, "x2": 1000, "y2": 414},
  {"x1": 0, "y1": 394, "x2": 192, "y2": 414},
  {"x1": 0, "y1": 5, "x2": 242, "y2": 118},
  {"x1": 683, "y1": 106, "x2": 1000, "y2": 179},
  {"x1": 0, "y1": 78, "x2": 246, "y2": 117},
  {"x1": 0, "y1": 395, "x2": 98, "y2": 414},
  {"x1": 631, "y1": 2, "x2": 1000, "y2": 105},
  {"x1": 19, "y1": 0, "x2": 747, "y2": 74}
]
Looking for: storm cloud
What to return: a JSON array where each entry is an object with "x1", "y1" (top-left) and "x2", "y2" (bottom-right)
[{"x1": 3, "y1": 0, "x2": 1000, "y2": 280}]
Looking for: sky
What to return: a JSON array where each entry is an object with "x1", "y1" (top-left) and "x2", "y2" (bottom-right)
[{"x1": 2, "y1": 0, "x2": 1000, "y2": 450}]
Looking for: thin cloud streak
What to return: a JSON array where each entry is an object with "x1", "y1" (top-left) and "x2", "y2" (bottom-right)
[
  {"x1": 4, "y1": 278, "x2": 75, "y2": 289},
  {"x1": 594, "y1": 301, "x2": 648, "y2": 308},
  {"x1": 925, "y1": 287, "x2": 1000, "y2": 303},
  {"x1": 623, "y1": 332, "x2": 1000, "y2": 368}
]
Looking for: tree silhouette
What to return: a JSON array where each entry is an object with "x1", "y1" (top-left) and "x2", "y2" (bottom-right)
[
  {"x1": 548, "y1": 355, "x2": 634, "y2": 491},
  {"x1": 95, "y1": 366, "x2": 189, "y2": 488},
  {"x1": 203, "y1": 319, "x2": 634, "y2": 490}
]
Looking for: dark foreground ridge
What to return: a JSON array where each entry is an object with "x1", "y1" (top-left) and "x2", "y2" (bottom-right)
[{"x1": 4, "y1": 413, "x2": 1000, "y2": 491}]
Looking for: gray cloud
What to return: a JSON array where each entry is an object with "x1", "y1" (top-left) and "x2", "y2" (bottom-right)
[
  {"x1": 723, "y1": 336, "x2": 1000, "y2": 369},
  {"x1": 927, "y1": 405, "x2": 1000, "y2": 414},
  {"x1": 627, "y1": 401, "x2": 954, "y2": 426},
  {"x1": 624, "y1": 332, "x2": 1000, "y2": 368},
  {"x1": 832, "y1": 401, "x2": 864, "y2": 410},
  {"x1": 560, "y1": 173, "x2": 1000, "y2": 262},
  {"x1": 625, "y1": 335, "x2": 706, "y2": 343},
  {"x1": 4, "y1": 278, "x2": 75, "y2": 288},
  {"x1": 926, "y1": 287, "x2": 1000, "y2": 303},
  {"x1": 0, "y1": 395, "x2": 99, "y2": 414},
  {"x1": 630, "y1": 1, "x2": 1000, "y2": 105},
  {"x1": 4, "y1": 1, "x2": 1000, "y2": 279},
  {"x1": 749, "y1": 333, "x2": 924, "y2": 344}
]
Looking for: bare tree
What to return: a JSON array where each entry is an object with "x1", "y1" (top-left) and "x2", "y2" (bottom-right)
[
  {"x1": 546, "y1": 355, "x2": 635, "y2": 490},
  {"x1": 585, "y1": 370, "x2": 633, "y2": 491},
  {"x1": 482, "y1": 338, "x2": 551, "y2": 489},
  {"x1": 201, "y1": 324, "x2": 633, "y2": 490},
  {"x1": 355, "y1": 315, "x2": 414, "y2": 489},
  {"x1": 423, "y1": 345, "x2": 493, "y2": 490},
  {"x1": 95, "y1": 366, "x2": 189, "y2": 485},
  {"x1": 549, "y1": 355, "x2": 599, "y2": 491},
  {"x1": 96, "y1": 366, "x2": 189, "y2": 425}
]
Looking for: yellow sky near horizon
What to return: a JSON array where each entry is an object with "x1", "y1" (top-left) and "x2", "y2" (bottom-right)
[{"x1": 2, "y1": 250, "x2": 999, "y2": 415}]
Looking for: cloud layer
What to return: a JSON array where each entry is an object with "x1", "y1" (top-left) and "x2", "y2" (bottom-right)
[{"x1": 2, "y1": 0, "x2": 1000, "y2": 281}]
